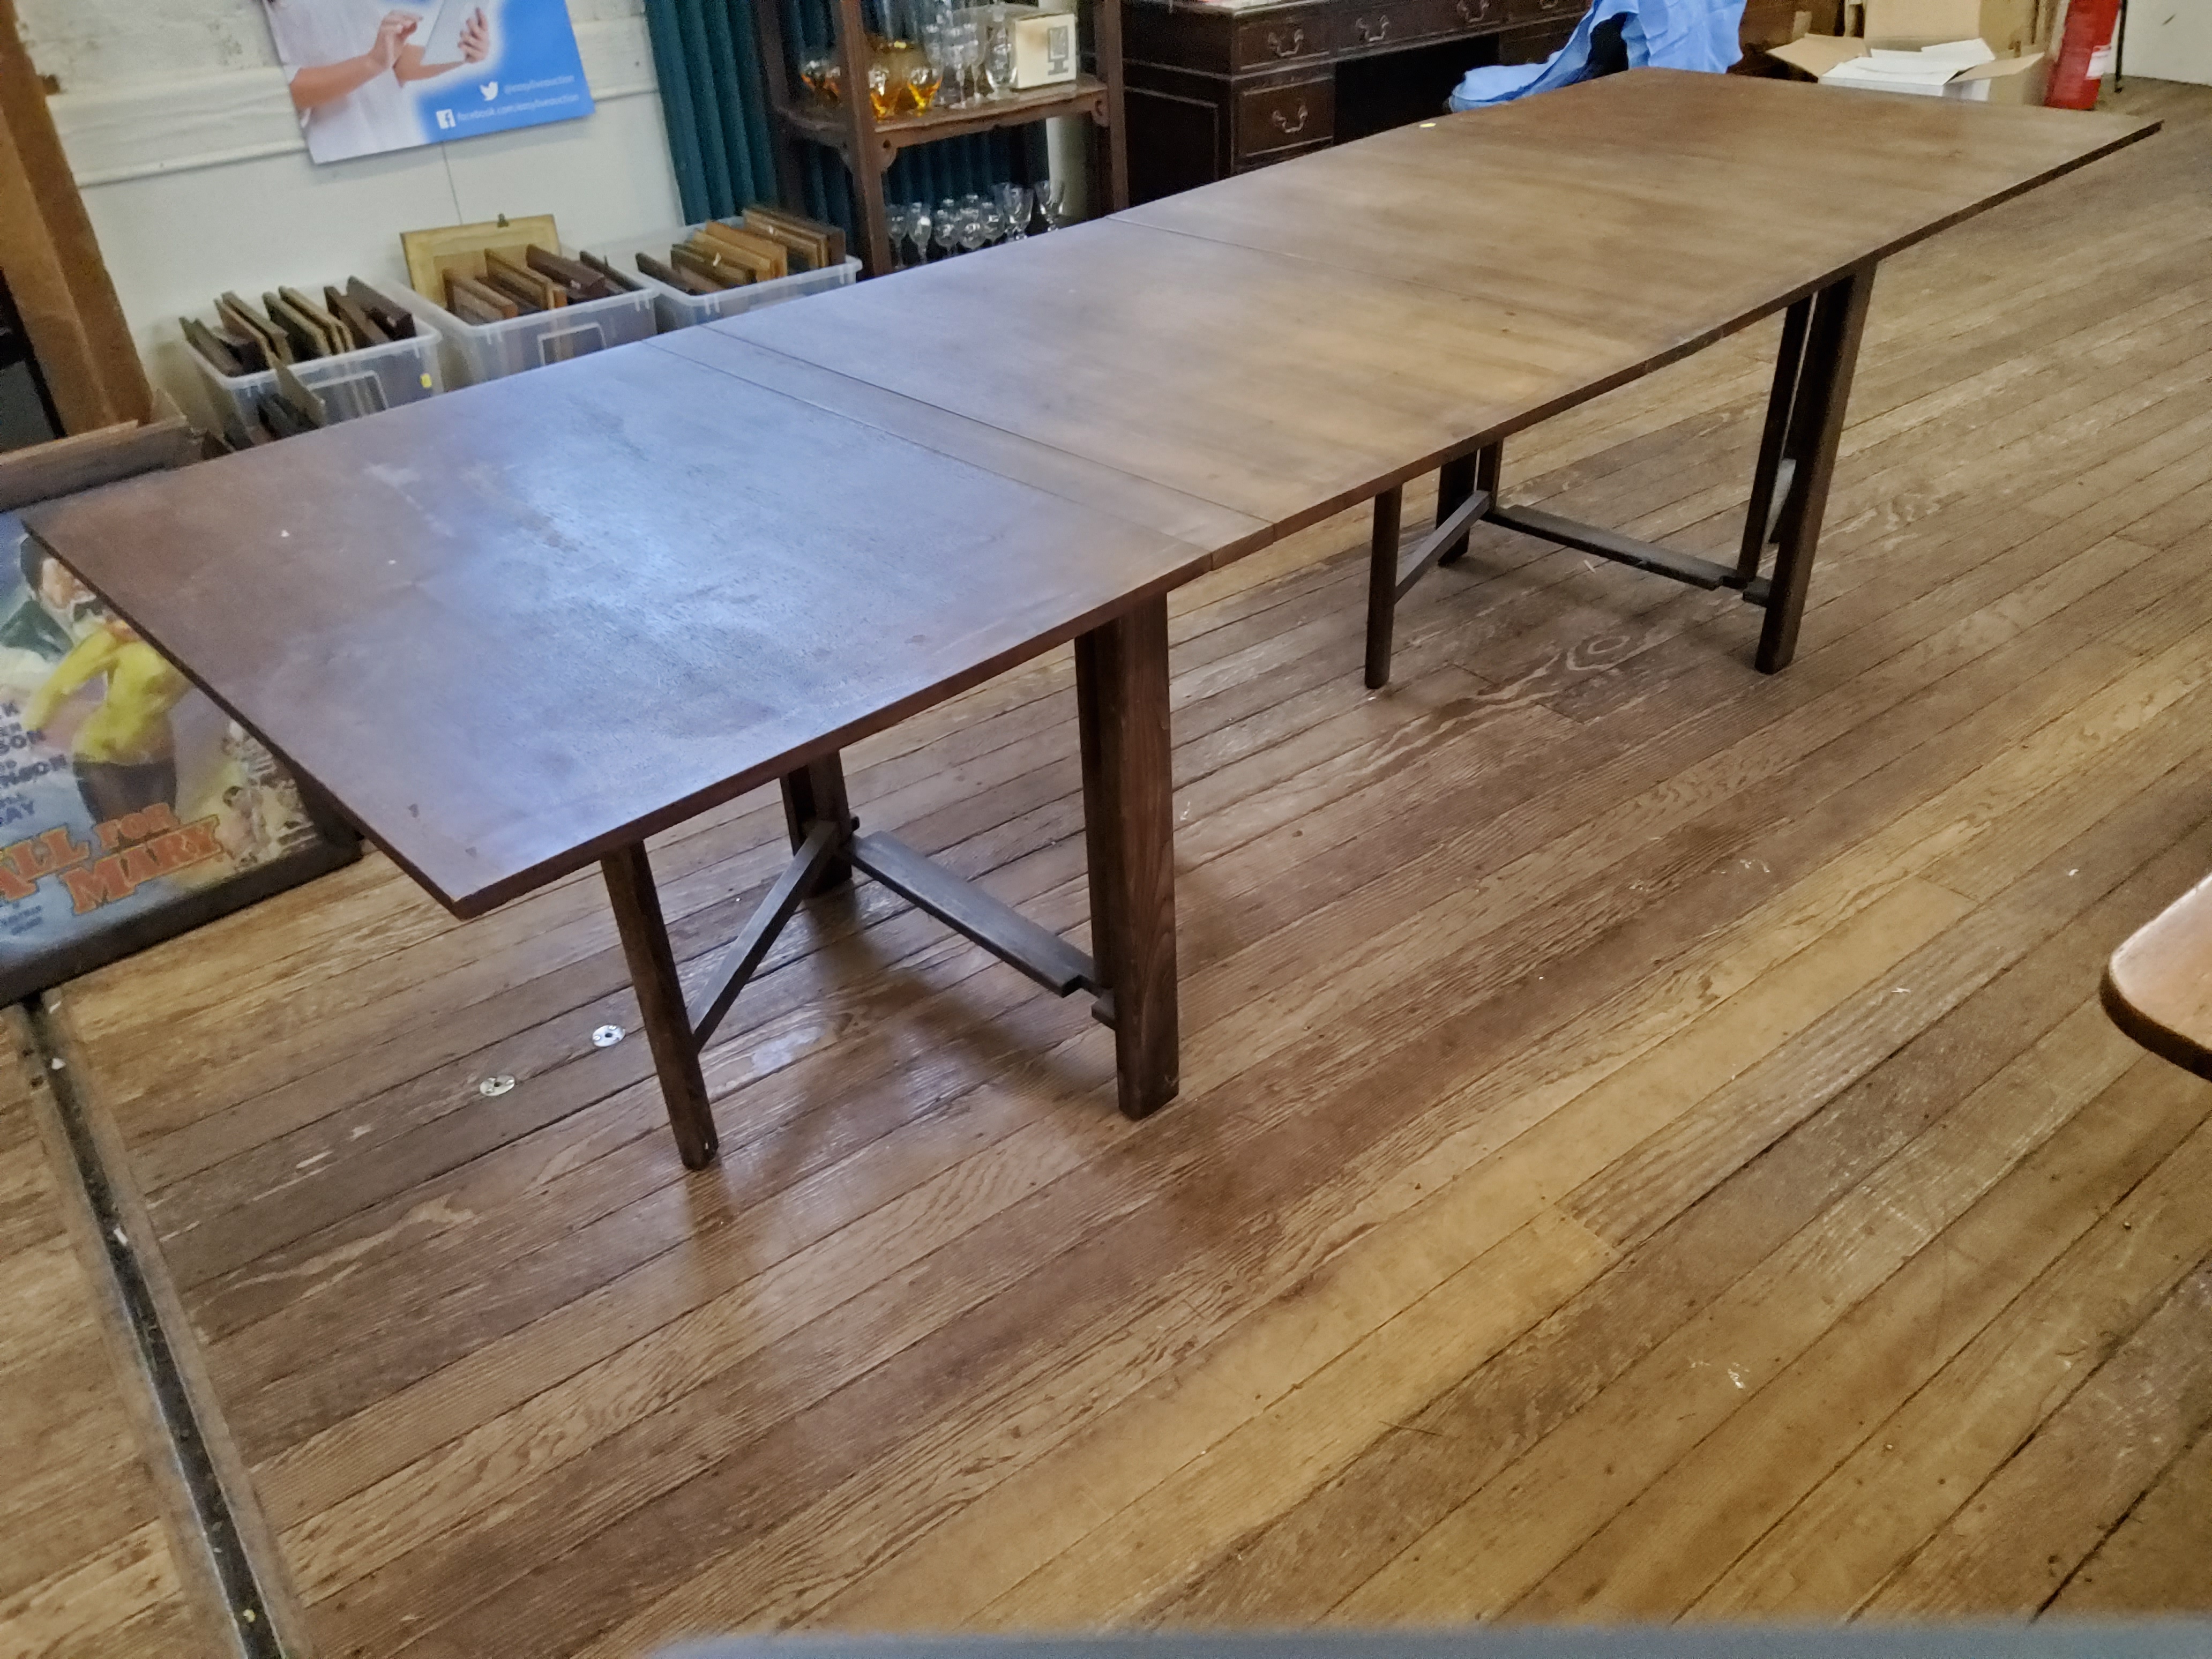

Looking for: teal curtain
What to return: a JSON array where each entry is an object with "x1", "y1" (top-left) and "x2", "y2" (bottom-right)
[
  {"x1": 644, "y1": 0, "x2": 1019, "y2": 237},
  {"x1": 645, "y1": 0, "x2": 780, "y2": 221}
]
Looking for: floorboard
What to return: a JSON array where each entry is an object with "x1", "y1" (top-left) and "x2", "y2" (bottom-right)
[{"x1": 0, "y1": 1022, "x2": 217, "y2": 1657}]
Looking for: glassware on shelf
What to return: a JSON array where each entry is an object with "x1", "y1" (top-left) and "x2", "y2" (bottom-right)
[
  {"x1": 983, "y1": 14, "x2": 1015, "y2": 98},
  {"x1": 952, "y1": 14, "x2": 984, "y2": 106},
  {"x1": 918, "y1": 19, "x2": 951, "y2": 102},
  {"x1": 956, "y1": 204, "x2": 989, "y2": 253},
  {"x1": 1035, "y1": 177, "x2": 1068, "y2": 229},
  {"x1": 907, "y1": 201, "x2": 933, "y2": 265},
  {"x1": 798, "y1": 51, "x2": 843, "y2": 106},
  {"x1": 994, "y1": 182, "x2": 1033, "y2": 238},
  {"x1": 864, "y1": 55, "x2": 899, "y2": 119},
  {"x1": 900, "y1": 46, "x2": 941, "y2": 113},
  {"x1": 933, "y1": 199, "x2": 959, "y2": 260},
  {"x1": 885, "y1": 203, "x2": 916, "y2": 266}
]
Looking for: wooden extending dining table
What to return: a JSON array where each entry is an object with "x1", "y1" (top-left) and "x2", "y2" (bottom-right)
[{"x1": 28, "y1": 71, "x2": 2151, "y2": 1168}]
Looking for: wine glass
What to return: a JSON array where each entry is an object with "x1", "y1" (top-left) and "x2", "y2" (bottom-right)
[
  {"x1": 978, "y1": 200, "x2": 1006, "y2": 245},
  {"x1": 953, "y1": 14, "x2": 983, "y2": 104},
  {"x1": 920, "y1": 18, "x2": 954, "y2": 104},
  {"x1": 933, "y1": 199, "x2": 959, "y2": 260},
  {"x1": 799, "y1": 51, "x2": 843, "y2": 105},
  {"x1": 885, "y1": 203, "x2": 915, "y2": 267},
  {"x1": 903, "y1": 51, "x2": 941, "y2": 111},
  {"x1": 984, "y1": 15, "x2": 1015, "y2": 98},
  {"x1": 907, "y1": 202, "x2": 933, "y2": 265},
  {"x1": 864, "y1": 56, "x2": 899, "y2": 119},
  {"x1": 1036, "y1": 177, "x2": 1067, "y2": 230},
  {"x1": 994, "y1": 182, "x2": 1032, "y2": 238}
]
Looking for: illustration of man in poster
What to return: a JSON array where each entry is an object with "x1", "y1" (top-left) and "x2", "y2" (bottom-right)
[
  {"x1": 261, "y1": 0, "x2": 597, "y2": 165},
  {"x1": 23, "y1": 617, "x2": 190, "y2": 825},
  {"x1": 264, "y1": 0, "x2": 492, "y2": 162},
  {"x1": 0, "y1": 537, "x2": 101, "y2": 674},
  {"x1": 0, "y1": 517, "x2": 325, "y2": 963}
]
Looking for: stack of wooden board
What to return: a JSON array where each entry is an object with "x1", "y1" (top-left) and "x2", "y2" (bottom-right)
[
  {"x1": 180, "y1": 281, "x2": 415, "y2": 379},
  {"x1": 634, "y1": 206, "x2": 848, "y2": 296}
]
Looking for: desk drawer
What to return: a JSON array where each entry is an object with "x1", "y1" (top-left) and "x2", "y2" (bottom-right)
[
  {"x1": 1235, "y1": 73, "x2": 1334, "y2": 157},
  {"x1": 1232, "y1": 8, "x2": 1333, "y2": 69},
  {"x1": 1421, "y1": 0, "x2": 1506, "y2": 32},
  {"x1": 1235, "y1": 136, "x2": 1331, "y2": 173},
  {"x1": 1341, "y1": 0, "x2": 1448, "y2": 52},
  {"x1": 1505, "y1": 0, "x2": 1585, "y2": 22}
]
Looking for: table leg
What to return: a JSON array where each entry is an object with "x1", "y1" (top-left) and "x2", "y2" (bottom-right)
[
  {"x1": 1758, "y1": 266, "x2": 1875, "y2": 673},
  {"x1": 781, "y1": 752, "x2": 855, "y2": 895},
  {"x1": 1737, "y1": 295, "x2": 1813, "y2": 586},
  {"x1": 1361, "y1": 457, "x2": 1501, "y2": 687},
  {"x1": 1365, "y1": 484, "x2": 1404, "y2": 691},
  {"x1": 601, "y1": 842, "x2": 719, "y2": 1169},
  {"x1": 1075, "y1": 594, "x2": 1179, "y2": 1119},
  {"x1": 1434, "y1": 444, "x2": 1493, "y2": 569}
]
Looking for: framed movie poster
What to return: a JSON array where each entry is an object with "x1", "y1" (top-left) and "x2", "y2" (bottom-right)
[
  {"x1": 259, "y1": 0, "x2": 596, "y2": 166},
  {"x1": 0, "y1": 425, "x2": 358, "y2": 1003}
]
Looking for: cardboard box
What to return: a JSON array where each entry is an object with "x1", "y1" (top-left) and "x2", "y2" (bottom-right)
[
  {"x1": 1853, "y1": 0, "x2": 2045, "y2": 54},
  {"x1": 1011, "y1": 6, "x2": 1078, "y2": 88},
  {"x1": 1768, "y1": 0, "x2": 2050, "y2": 106}
]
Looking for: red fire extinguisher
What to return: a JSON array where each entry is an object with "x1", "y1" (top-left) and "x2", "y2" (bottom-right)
[{"x1": 2046, "y1": 0, "x2": 2123, "y2": 109}]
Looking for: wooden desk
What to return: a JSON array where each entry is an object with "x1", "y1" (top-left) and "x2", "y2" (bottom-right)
[
  {"x1": 1124, "y1": 0, "x2": 1592, "y2": 200},
  {"x1": 2104, "y1": 876, "x2": 2212, "y2": 1080},
  {"x1": 25, "y1": 73, "x2": 2153, "y2": 1169}
]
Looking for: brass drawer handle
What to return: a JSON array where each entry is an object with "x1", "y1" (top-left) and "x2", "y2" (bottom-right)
[
  {"x1": 1271, "y1": 101, "x2": 1310, "y2": 134},
  {"x1": 1455, "y1": 0, "x2": 1487, "y2": 20},
  {"x1": 1355, "y1": 13, "x2": 1391, "y2": 40},
  {"x1": 1263, "y1": 26, "x2": 1307, "y2": 55}
]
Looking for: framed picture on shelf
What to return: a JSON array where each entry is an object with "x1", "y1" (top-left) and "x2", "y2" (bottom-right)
[{"x1": 0, "y1": 423, "x2": 360, "y2": 1002}]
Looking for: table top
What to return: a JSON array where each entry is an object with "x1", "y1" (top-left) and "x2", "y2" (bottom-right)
[
  {"x1": 29, "y1": 346, "x2": 1210, "y2": 916},
  {"x1": 718, "y1": 70, "x2": 2151, "y2": 536},
  {"x1": 26, "y1": 71, "x2": 2155, "y2": 920},
  {"x1": 2104, "y1": 875, "x2": 2212, "y2": 1080}
]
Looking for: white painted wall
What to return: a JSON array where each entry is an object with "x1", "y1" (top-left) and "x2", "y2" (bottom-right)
[
  {"x1": 2123, "y1": 2, "x2": 2212, "y2": 86},
  {"x1": 14, "y1": 0, "x2": 683, "y2": 415}
]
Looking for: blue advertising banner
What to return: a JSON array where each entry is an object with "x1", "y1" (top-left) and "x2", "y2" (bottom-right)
[{"x1": 261, "y1": 0, "x2": 596, "y2": 165}]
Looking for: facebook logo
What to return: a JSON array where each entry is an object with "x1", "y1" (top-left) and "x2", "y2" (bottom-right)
[{"x1": 435, "y1": 108, "x2": 458, "y2": 129}]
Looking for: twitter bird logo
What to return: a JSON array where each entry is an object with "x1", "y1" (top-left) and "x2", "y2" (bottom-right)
[{"x1": 479, "y1": 80, "x2": 499, "y2": 100}]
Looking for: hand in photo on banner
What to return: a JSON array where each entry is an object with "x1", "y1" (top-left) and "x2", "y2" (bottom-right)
[{"x1": 261, "y1": 0, "x2": 595, "y2": 166}]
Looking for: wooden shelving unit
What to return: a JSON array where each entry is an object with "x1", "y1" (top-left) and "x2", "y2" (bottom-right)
[{"x1": 752, "y1": 0, "x2": 1130, "y2": 275}]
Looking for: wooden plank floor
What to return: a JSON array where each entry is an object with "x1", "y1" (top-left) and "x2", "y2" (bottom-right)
[
  {"x1": 45, "y1": 77, "x2": 2212, "y2": 1658},
  {"x1": 0, "y1": 1023, "x2": 215, "y2": 1657}
]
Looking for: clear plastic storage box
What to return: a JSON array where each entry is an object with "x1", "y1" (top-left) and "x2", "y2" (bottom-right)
[
  {"x1": 392, "y1": 258, "x2": 659, "y2": 386},
  {"x1": 595, "y1": 223, "x2": 862, "y2": 332},
  {"x1": 188, "y1": 311, "x2": 440, "y2": 435}
]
